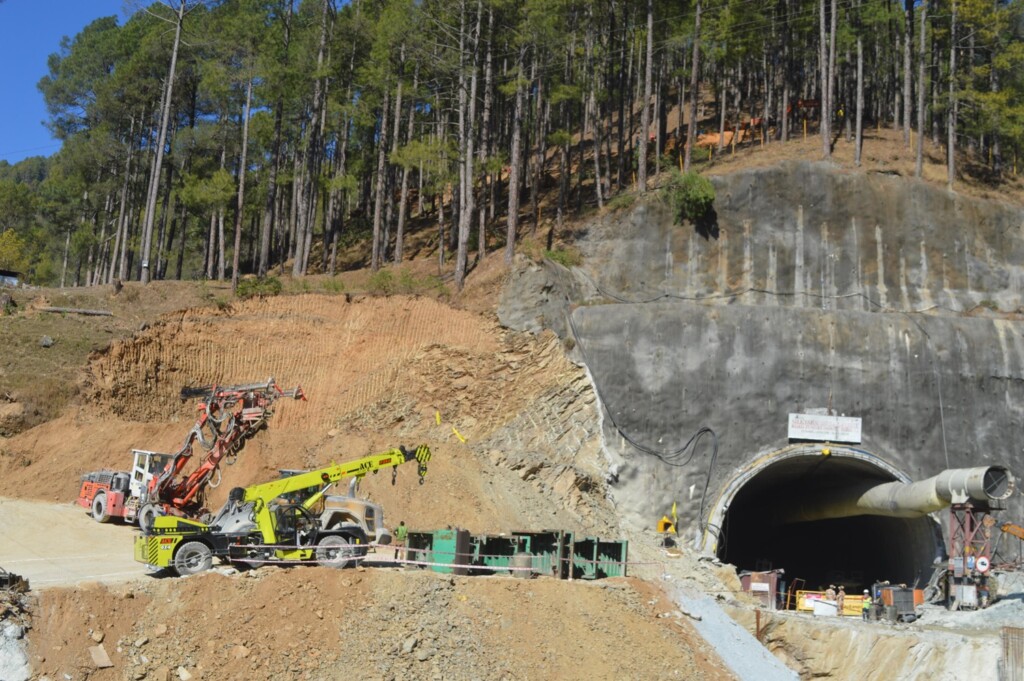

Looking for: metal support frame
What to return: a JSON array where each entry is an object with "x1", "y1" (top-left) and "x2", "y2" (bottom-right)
[{"x1": 945, "y1": 503, "x2": 997, "y2": 610}]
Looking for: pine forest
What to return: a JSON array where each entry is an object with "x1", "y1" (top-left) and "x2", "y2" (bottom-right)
[{"x1": 1, "y1": 0, "x2": 1022, "y2": 290}]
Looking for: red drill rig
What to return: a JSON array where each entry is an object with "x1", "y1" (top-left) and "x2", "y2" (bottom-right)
[{"x1": 76, "y1": 378, "x2": 305, "y2": 528}]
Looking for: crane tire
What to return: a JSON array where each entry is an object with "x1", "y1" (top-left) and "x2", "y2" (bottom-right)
[
  {"x1": 316, "y1": 535, "x2": 356, "y2": 569},
  {"x1": 91, "y1": 493, "x2": 112, "y2": 523},
  {"x1": 174, "y1": 541, "x2": 213, "y2": 577}
]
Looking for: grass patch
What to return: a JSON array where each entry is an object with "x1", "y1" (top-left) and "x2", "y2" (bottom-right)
[
  {"x1": 321, "y1": 277, "x2": 346, "y2": 293},
  {"x1": 544, "y1": 246, "x2": 583, "y2": 268},
  {"x1": 236, "y1": 276, "x2": 283, "y2": 300},
  {"x1": 606, "y1": 192, "x2": 637, "y2": 211}
]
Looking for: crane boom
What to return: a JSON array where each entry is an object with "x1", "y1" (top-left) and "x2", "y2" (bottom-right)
[
  {"x1": 135, "y1": 445, "x2": 432, "y2": 576},
  {"x1": 246, "y1": 445, "x2": 431, "y2": 545}
]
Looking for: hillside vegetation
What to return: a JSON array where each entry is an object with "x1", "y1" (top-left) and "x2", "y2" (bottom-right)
[{"x1": 1, "y1": 0, "x2": 1022, "y2": 296}]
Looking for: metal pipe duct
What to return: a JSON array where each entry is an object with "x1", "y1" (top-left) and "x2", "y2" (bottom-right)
[{"x1": 779, "y1": 466, "x2": 1016, "y2": 524}]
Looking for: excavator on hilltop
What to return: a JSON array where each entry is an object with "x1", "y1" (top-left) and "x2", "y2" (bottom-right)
[
  {"x1": 76, "y1": 378, "x2": 305, "y2": 529},
  {"x1": 134, "y1": 445, "x2": 431, "y2": 576}
]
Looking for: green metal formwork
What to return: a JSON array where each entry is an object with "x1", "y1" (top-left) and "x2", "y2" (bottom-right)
[
  {"x1": 511, "y1": 530, "x2": 572, "y2": 578},
  {"x1": 472, "y1": 535, "x2": 521, "y2": 574},
  {"x1": 406, "y1": 529, "x2": 471, "y2": 574},
  {"x1": 429, "y1": 529, "x2": 471, "y2": 574},
  {"x1": 406, "y1": 529, "x2": 627, "y2": 580},
  {"x1": 572, "y1": 537, "x2": 629, "y2": 579}
]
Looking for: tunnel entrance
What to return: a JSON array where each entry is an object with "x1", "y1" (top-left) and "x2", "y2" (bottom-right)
[{"x1": 715, "y1": 451, "x2": 941, "y2": 594}]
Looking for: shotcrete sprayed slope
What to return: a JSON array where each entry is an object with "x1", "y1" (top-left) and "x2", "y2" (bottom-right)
[{"x1": 501, "y1": 161, "x2": 1024, "y2": 562}]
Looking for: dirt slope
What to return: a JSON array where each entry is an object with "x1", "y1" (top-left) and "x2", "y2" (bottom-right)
[
  {"x1": 0, "y1": 291, "x2": 605, "y2": 535},
  {"x1": 27, "y1": 568, "x2": 730, "y2": 681}
]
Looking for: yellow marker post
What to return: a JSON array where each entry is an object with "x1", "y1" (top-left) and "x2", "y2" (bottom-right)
[
  {"x1": 435, "y1": 411, "x2": 442, "y2": 425},
  {"x1": 451, "y1": 426, "x2": 466, "y2": 443}
]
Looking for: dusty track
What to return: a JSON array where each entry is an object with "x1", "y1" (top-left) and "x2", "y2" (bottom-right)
[{"x1": 0, "y1": 498, "x2": 146, "y2": 588}]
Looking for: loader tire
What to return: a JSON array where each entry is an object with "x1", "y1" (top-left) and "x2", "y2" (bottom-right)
[
  {"x1": 91, "y1": 493, "x2": 112, "y2": 523},
  {"x1": 316, "y1": 535, "x2": 357, "y2": 569},
  {"x1": 174, "y1": 541, "x2": 213, "y2": 577},
  {"x1": 138, "y1": 504, "x2": 158, "y2": 532}
]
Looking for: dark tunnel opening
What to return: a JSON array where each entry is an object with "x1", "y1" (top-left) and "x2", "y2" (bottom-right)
[{"x1": 717, "y1": 455, "x2": 942, "y2": 595}]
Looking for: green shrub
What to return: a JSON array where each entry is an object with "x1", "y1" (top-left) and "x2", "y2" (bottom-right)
[
  {"x1": 367, "y1": 269, "x2": 395, "y2": 295},
  {"x1": 322, "y1": 277, "x2": 346, "y2": 293},
  {"x1": 661, "y1": 169, "x2": 716, "y2": 224},
  {"x1": 422, "y1": 275, "x2": 450, "y2": 300},
  {"x1": 606, "y1": 192, "x2": 637, "y2": 211},
  {"x1": 544, "y1": 247, "x2": 582, "y2": 268},
  {"x1": 236, "y1": 276, "x2": 283, "y2": 300},
  {"x1": 397, "y1": 269, "x2": 417, "y2": 294}
]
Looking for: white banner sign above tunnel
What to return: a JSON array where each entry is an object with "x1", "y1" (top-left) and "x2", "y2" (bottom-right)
[{"x1": 788, "y1": 413, "x2": 863, "y2": 443}]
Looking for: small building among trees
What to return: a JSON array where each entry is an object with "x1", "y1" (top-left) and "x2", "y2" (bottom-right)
[{"x1": 0, "y1": 269, "x2": 21, "y2": 288}]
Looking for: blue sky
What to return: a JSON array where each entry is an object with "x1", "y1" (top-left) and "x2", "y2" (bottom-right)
[{"x1": 0, "y1": 0, "x2": 128, "y2": 164}]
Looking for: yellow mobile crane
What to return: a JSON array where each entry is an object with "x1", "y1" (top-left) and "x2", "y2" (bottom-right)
[{"x1": 135, "y1": 445, "x2": 430, "y2": 576}]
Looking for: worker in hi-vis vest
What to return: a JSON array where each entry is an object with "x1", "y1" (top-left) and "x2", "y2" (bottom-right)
[{"x1": 394, "y1": 520, "x2": 408, "y2": 561}]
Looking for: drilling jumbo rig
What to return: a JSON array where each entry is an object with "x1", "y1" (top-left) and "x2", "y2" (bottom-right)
[{"x1": 77, "y1": 379, "x2": 305, "y2": 528}]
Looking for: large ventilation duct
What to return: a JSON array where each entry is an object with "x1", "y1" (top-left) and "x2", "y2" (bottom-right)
[{"x1": 778, "y1": 466, "x2": 1016, "y2": 525}]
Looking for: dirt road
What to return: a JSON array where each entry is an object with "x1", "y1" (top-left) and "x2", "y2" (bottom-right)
[{"x1": 0, "y1": 498, "x2": 147, "y2": 588}]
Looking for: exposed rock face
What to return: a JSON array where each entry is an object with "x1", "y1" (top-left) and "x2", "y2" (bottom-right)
[{"x1": 499, "y1": 161, "x2": 1024, "y2": 541}]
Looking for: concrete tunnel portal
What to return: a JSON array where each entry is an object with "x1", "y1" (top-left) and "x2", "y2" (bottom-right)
[{"x1": 710, "y1": 447, "x2": 943, "y2": 594}]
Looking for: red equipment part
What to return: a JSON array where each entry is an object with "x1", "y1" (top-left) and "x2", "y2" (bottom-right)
[{"x1": 146, "y1": 378, "x2": 305, "y2": 520}]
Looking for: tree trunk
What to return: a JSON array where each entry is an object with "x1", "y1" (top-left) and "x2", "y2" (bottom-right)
[
  {"x1": 61, "y1": 232, "x2": 71, "y2": 289},
  {"x1": 110, "y1": 114, "x2": 136, "y2": 284},
  {"x1": 915, "y1": 5, "x2": 927, "y2": 177},
  {"x1": 371, "y1": 90, "x2": 390, "y2": 271},
  {"x1": 384, "y1": 46, "x2": 405, "y2": 263},
  {"x1": 476, "y1": 5, "x2": 493, "y2": 265},
  {"x1": 455, "y1": 0, "x2": 481, "y2": 292},
  {"x1": 638, "y1": 0, "x2": 653, "y2": 192},
  {"x1": 258, "y1": 2, "x2": 291, "y2": 277},
  {"x1": 174, "y1": 200, "x2": 187, "y2": 280},
  {"x1": 505, "y1": 49, "x2": 526, "y2": 266},
  {"x1": 231, "y1": 76, "x2": 254, "y2": 290},
  {"x1": 948, "y1": 0, "x2": 957, "y2": 189},
  {"x1": 856, "y1": 36, "x2": 864, "y2": 166},
  {"x1": 395, "y1": 66, "x2": 418, "y2": 265},
  {"x1": 819, "y1": 0, "x2": 831, "y2": 158},
  {"x1": 684, "y1": 0, "x2": 702, "y2": 172},
  {"x1": 903, "y1": 0, "x2": 913, "y2": 145},
  {"x1": 293, "y1": 0, "x2": 331, "y2": 277},
  {"x1": 140, "y1": 0, "x2": 185, "y2": 284}
]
